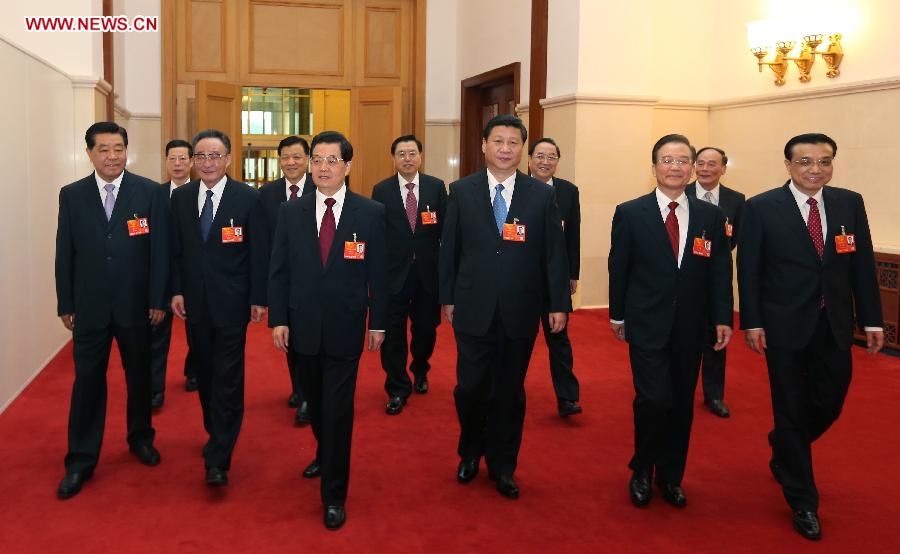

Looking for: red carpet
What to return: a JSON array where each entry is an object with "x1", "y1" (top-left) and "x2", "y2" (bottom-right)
[{"x1": 1, "y1": 309, "x2": 898, "y2": 552}]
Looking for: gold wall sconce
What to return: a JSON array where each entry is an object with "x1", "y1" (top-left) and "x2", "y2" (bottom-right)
[{"x1": 747, "y1": 20, "x2": 844, "y2": 86}]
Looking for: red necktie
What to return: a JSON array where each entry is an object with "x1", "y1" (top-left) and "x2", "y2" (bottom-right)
[
  {"x1": 806, "y1": 197, "x2": 824, "y2": 259},
  {"x1": 320, "y1": 198, "x2": 336, "y2": 265},
  {"x1": 289, "y1": 184, "x2": 299, "y2": 200},
  {"x1": 405, "y1": 183, "x2": 417, "y2": 232},
  {"x1": 665, "y1": 201, "x2": 680, "y2": 259}
]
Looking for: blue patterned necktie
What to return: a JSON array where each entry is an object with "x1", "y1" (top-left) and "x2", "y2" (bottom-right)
[
  {"x1": 493, "y1": 183, "x2": 508, "y2": 234},
  {"x1": 199, "y1": 189, "x2": 214, "y2": 241}
]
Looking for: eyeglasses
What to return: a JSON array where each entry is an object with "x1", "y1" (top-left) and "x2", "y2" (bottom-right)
[
  {"x1": 658, "y1": 157, "x2": 692, "y2": 166},
  {"x1": 395, "y1": 151, "x2": 419, "y2": 160},
  {"x1": 791, "y1": 157, "x2": 833, "y2": 169},
  {"x1": 167, "y1": 155, "x2": 190, "y2": 163},
  {"x1": 531, "y1": 154, "x2": 559, "y2": 162},
  {"x1": 279, "y1": 154, "x2": 308, "y2": 163},
  {"x1": 311, "y1": 155, "x2": 344, "y2": 167},
  {"x1": 193, "y1": 152, "x2": 226, "y2": 162}
]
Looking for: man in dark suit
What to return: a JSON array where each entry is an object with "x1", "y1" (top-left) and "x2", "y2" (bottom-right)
[
  {"x1": 527, "y1": 137, "x2": 582, "y2": 417},
  {"x1": 55, "y1": 122, "x2": 168, "y2": 499},
  {"x1": 257, "y1": 135, "x2": 315, "y2": 425},
  {"x1": 371, "y1": 134, "x2": 447, "y2": 415},
  {"x1": 685, "y1": 146, "x2": 745, "y2": 419},
  {"x1": 170, "y1": 129, "x2": 268, "y2": 487},
  {"x1": 269, "y1": 131, "x2": 386, "y2": 530},
  {"x1": 738, "y1": 133, "x2": 883, "y2": 540},
  {"x1": 150, "y1": 139, "x2": 197, "y2": 409},
  {"x1": 440, "y1": 115, "x2": 571, "y2": 500},
  {"x1": 609, "y1": 134, "x2": 733, "y2": 510}
]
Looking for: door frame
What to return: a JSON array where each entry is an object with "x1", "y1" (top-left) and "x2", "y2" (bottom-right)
[{"x1": 459, "y1": 62, "x2": 520, "y2": 178}]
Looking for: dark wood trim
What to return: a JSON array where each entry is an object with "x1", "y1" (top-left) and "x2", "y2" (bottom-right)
[
  {"x1": 103, "y1": 0, "x2": 114, "y2": 120},
  {"x1": 529, "y1": 0, "x2": 548, "y2": 145},
  {"x1": 459, "y1": 62, "x2": 520, "y2": 177}
]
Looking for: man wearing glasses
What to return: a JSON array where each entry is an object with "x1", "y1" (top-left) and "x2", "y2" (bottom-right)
[
  {"x1": 527, "y1": 137, "x2": 582, "y2": 418},
  {"x1": 609, "y1": 134, "x2": 733, "y2": 510},
  {"x1": 170, "y1": 129, "x2": 268, "y2": 487},
  {"x1": 738, "y1": 133, "x2": 883, "y2": 540},
  {"x1": 258, "y1": 136, "x2": 314, "y2": 425},
  {"x1": 371, "y1": 135, "x2": 447, "y2": 416},
  {"x1": 268, "y1": 131, "x2": 386, "y2": 530}
]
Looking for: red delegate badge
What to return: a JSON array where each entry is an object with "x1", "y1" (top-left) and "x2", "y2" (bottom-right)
[
  {"x1": 221, "y1": 219, "x2": 244, "y2": 243},
  {"x1": 127, "y1": 216, "x2": 149, "y2": 237},
  {"x1": 344, "y1": 233, "x2": 366, "y2": 259},
  {"x1": 692, "y1": 237, "x2": 712, "y2": 257},
  {"x1": 835, "y1": 226, "x2": 856, "y2": 254},
  {"x1": 502, "y1": 221, "x2": 526, "y2": 242},
  {"x1": 420, "y1": 206, "x2": 437, "y2": 225}
]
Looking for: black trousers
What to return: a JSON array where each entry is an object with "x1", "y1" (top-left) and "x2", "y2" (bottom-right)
[
  {"x1": 454, "y1": 311, "x2": 537, "y2": 477},
  {"x1": 765, "y1": 312, "x2": 852, "y2": 512},
  {"x1": 380, "y1": 266, "x2": 440, "y2": 398},
  {"x1": 285, "y1": 348, "x2": 304, "y2": 402},
  {"x1": 700, "y1": 325, "x2": 726, "y2": 402},
  {"x1": 150, "y1": 312, "x2": 197, "y2": 394},
  {"x1": 65, "y1": 322, "x2": 155, "y2": 474},
  {"x1": 190, "y1": 321, "x2": 248, "y2": 471},
  {"x1": 297, "y1": 350, "x2": 360, "y2": 506},
  {"x1": 539, "y1": 312, "x2": 579, "y2": 402},
  {"x1": 628, "y1": 341, "x2": 702, "y2": 486}
]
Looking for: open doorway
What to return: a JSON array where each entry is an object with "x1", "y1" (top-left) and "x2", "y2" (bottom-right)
[{"x1": 459, "y1": 63, "x2": 520, "y2": 177}]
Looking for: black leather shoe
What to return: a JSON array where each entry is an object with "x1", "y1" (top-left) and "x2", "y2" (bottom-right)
[
  {"x1": 185, "y1": 376, "x2": 198, "y2": 392},
  {"x1": 792, "y1": 510, "x2": 822, "y2": 540},
  {"x1": 414, "y1": 379, "x2": 429, "y2": 394},
  {"x1": 706, "y1": 398, "x2": 731, "y2": 418},
  {"x1": 130, "y1": 444, "x2": 161, "y2": 466},
  {"x1": 302, "y1": 459, "x2": 321, "y2": 479},
  {"x1": 151, "y1": 391, "x2": 164, "y2": 409},
  {"x1": 660, "y1": 483, "x2": 687, "y2": 507},
  {"x1": 205, "y1": 467, "x2": 228, "y2": 486},
  {"x1": 629, "y1": 470, "x2": 652, "y2": 506},
  {"x1": 385, "y1": 396, "x2": 407, "y2": 415},
  {"x1": 324, "y1": 505, "x2": 346, "y2": 530},
  {"x1": 558, "y1": 400, "x2": 583, "y2": 417},
  {"x1": 295, "y1": 401, "x2": 310, "y2": 426},
  {"x1": 287, "y1": 392, "x2": 300, "y2": 408},
  {"x1": 495, "y1": 474, "x2": 520, "y2": 499},
  {"x1": 457, "y1": 458, "x2": 479, "y2": 483},
  {"x1": 57, "y1": 471, "x2": 93, "y2": 499}
]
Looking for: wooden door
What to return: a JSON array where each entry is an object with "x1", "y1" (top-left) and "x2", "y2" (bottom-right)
[
  {"x1": 196, "y1": 80, "x2": 243, "y2": 183},
  {"x1": 349, "y1": 86, "x2": 402, "y2": 198},
  {"x1": 459, "y1": 63, "x2": 520, "y2": 177}
]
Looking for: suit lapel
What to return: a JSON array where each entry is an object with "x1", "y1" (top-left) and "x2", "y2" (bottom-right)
[
  {"x1": 506, "y1": 171, "x2": 532, "y2": 226},
  {"x1": 475, "y1": 171, "x2": 498, "y2": 238},
  {"x1": 683, "y1": 196, "x2": 705, "y2": 269},
  {"x1": 324, "y1": 190, "x2": 357, "y2": 270},
  {"x1": 208, "y1": 179, "x2": 237, "y2": 241},
  {"x1": 776, "y1": 183, "x2": 821, "y2": 264},
  {"x1": 821, "y1": 186, "x2": 839, "y2": 266},
  {"x1": 106, "y1": 172, "x2": 135, "y2": 231},
  {"x1": 82, "y1": 176, "x2": 109, "y2": 229},
  {"x1": 640, "y1": 192, "x2": 678, "y2": 266},
  {"x1": 299, "y1": 196, "x2": 323, "y2": 271}
]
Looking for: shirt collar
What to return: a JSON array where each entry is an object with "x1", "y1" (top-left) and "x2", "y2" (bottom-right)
[
  {"x1": 695, "y1": 182, "x2": 720, "y2": 202},
  {"x1": 286, "y1": 173, "x2": 307, "y2": 193},
  {"x1": 655, "y1": 187, "x2": 688, "y2": 211},
  {"x1": 788, "y1": 180, "x2": 824, "y2": 207},
  {"x1": 316, "y1": 184, "x2": 347, "y2": 205},
  {"x1": 398, "y1": 172, "x2": 420, "y2": 187},
  {"x1": 200, "y1": 176, "x2": 228, "y2": 197},
  {"x1": 95, "y1": 170, "x2": 125, "y2": 191},
  {"x1": 487, "y1": 169, "x2": 517, "y2": 190}
]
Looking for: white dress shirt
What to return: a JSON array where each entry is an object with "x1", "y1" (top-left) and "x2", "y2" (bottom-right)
[
  {"x1": 285, "y1": 173, "x2": 307, "y2": 200},
  {"x1": 197, "y1": 176, "x2": 227, "y2": 219},
  {"x1": 788, "y1": 180, "x2": 827, "y2": 239},
  {"x1": 487, "y1": 169, "x2": 516, "y2": 207},
  {"x1": 695, "y1": 182, "x2": 720, "y2": 206},
  {"x1": 656, "y1": 188, "x2": 689, "y2": 268},
  {"x1": 315, "y1": 184, "x2": 347, "y2": 235},
  {"x1": 398, "y1": 172, "x2": 420, "y2": 206},
  {"x1": 95, "y1": 170, "x2": 124, "y2": 206}
]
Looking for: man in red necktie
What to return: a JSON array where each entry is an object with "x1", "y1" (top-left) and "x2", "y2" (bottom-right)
[
  {"x1": 609, "y1": 134, "x2": 734, "y2": 512},
  {"x1": 738, "y1": 133, "x2": 883, "y2": 540}
]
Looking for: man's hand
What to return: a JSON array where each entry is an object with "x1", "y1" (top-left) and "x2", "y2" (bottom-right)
[
  {"x1": 611, "y1": 321, "x2": 625, "y2": 341},
  {"x1": 171, "y1": 295, "x2": 187, "y2": 319},
  {"x1": 443, "y1": 305, "x2": 454, "y2": 324},
  {"x1": 548, "y1": 312, "x2": 568, "y2": 334},
  {"x1": 569, "y1": 279, "x2": 578, "y2": 295},
  {"x1": 368, "y1": 331, "x2": 385, "y2": 351},
  {"x1": 149, "y1": 309, "x2": 166, "y2": 327},
  {"x1": 251, "y1": 305, "x2": 267, "y2": 323},
  {"x1": 745, "y1": 329, "x2": 767, "y2": 354},
  {"x1": 866, "y1": 330, "x2": 884, "y2": 354},
  {"x1": 713, "y1": 325, "x2": 733, "y2": 351},
  {"x1": 60, "y1": 314, "x2": 74, "y2": 331},
  {"x1": 273, "y1": 326, "x2": 290, "y2": 352}
]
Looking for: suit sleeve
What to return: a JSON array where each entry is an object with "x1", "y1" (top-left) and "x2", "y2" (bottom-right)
[
  {"x1": 730, "y1": 192, "x2": 746, "y2": 251},
  {"x1": 608, "y1": 205, "x2": 629, "y2": 322},
  {"x1": 568, "y1": 185, "x2": 581, "y2": 279},
  {"x1": 709, "y1": 208, "x2": 734, "y2": 327},
  {"x1": 367, "y1": 202, "x2": 388, "y2": 330},
  {"x1": 849, "y1": 194, "x2": 883, "y2": 328},
  {"x1": 55, "y1": 189, "x2": 75, "y2": 316},
  {"x1": 267, "y1": 203, "x2": 291, "y2": 327},
  {"x1": 544, "y1": 190, "x2": 571, "y2": 313},
  {"x1": 436, "y1": 179, "x2": 448, "y2": 239},
  {"x1": 736, "y1": 198, "x2": 764, "y2": 329},
  {"x1": 438, "y1": 183, "x2": 460, "y2": 305},
  {"x1": 249, "y1": 192, "x2": 268, "y2": 306},
  {"x1": 148, "y1": 184, "x2": 170, "y2": 310}
]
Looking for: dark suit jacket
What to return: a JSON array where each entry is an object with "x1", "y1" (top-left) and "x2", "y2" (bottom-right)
[
  {"x1": 686, "y1": 181, "x2": 745, "y2": 250},
  {"x1": 268, "y1": 189, "x2": 387, "y2": 357},
  {"x1": 257, "y1": 175, "x2": 314, "y2": 249},
  {"x1": 371, "y1": 173, "x2": 447, "y2": 295},
  {"x1": 170, "y1": 177, "x2": 267, "y2": 327},
  {"x1": 550, "y1": 177, "x2": 581, "y2": 280},
  {"x1": 608, "y1": 191, "x2": 733, "y2": 351},
  {"x1": 737, "y1": 182, "x2": 882, "y2": 350},
  {"x1": 55, "y1": 171, "x2": 169, "y2": 330},
  {"x1": 439, "y1": 170, "x2": 571, "y2": 339}
]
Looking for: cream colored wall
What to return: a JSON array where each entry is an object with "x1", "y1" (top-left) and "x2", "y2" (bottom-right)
[{"x1": 424, "y1": 121, "x2": 460, "y2": 184}]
